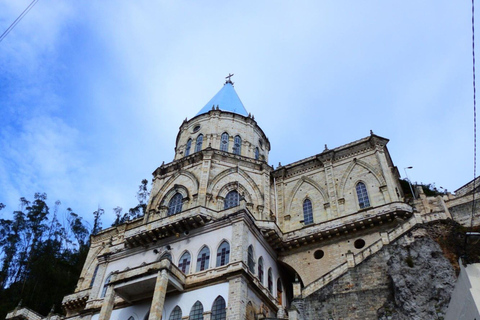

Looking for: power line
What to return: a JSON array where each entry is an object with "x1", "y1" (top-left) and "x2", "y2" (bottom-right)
[
  {"x1": 0, "y1": 0, "x2": 39, "y2": 43},
  {"x1": 472, "y1": 0, "x2": 477, "y2": 231}
]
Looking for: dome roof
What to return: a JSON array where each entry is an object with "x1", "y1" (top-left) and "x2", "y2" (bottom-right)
[{"x1": 196, "y1": 82, "x2": 248, "y2": 117}]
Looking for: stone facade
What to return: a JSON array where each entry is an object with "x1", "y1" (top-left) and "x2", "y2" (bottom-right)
[{"x1": 7, "y1": 81, "x2": 479, "y2": 320}]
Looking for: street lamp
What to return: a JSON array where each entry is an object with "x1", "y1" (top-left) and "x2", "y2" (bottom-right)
[{"x1": 404, "y1": 166, "x2": 415, "y2": 199}]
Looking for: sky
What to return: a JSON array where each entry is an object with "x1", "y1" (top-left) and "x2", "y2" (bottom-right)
[{"x1": 0, "y1": 1, "x2": 475, "y2": 227}]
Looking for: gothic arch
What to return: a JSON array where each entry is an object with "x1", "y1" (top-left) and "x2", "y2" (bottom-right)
[
  {"x1": 150, "y1": 170, "x2": 199, "y2": 209},
  {"x1": 159, "y1": 185, "x2": 190, "y2": 208},
  {"x1": 217, "y1": 182, "x2": 253, "y2": 204},
  {"x1": 207, "y1": 167, "x2": 263, "y2": 202},
  {"x1": 338, "y1": 159, "x2": 386, "y2": 197},
  {"x1": 287, "y1": 176, "x2": 328, "y2": 213}
]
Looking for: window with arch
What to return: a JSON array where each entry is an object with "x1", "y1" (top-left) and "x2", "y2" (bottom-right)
[
  {"x1": 185, "y1": 139, "x2": 192, "y2": 157},
  {"x1": 220, "y1": 132, "x2": 229, "y2": 152},
  {"x1": 101, "y1": 274, "x2": 112, "y2": 298},
  {"x1": 257, "y1": 257, "x2": 264, "y2": 284},
  {"x1": 233, "y1": 135, "x2": 242, "y2": 155},
  {"x1": 216, "y1": 241, "x2": 230, "y2": 267},
  {"x1": 189, "y1": 301, "x2": 204, "y2": 320},
  {"x1": 89, "y1": 265, "x2": 99, "y2": 288},
  {"x1": 356, "y1": 182, "x2": 370, "y2": 209},
  {"x1": 254, "y1": 147, "x2": 259, "y2": 160},
  {"x1": 224, "y1": 190, "x2": 239, "y2": 209},
  {"x1": 178, "y1": 251, "x2": 191, "y2": 274},
  {"x1": 267, "y1": 268, "x2": 273, "y2": 293},
  {"x1": 247, "y1": 245, "x2": 255, "y2": 273},
  {"x1": 211, "y1": 296, "x2": 226, "y2": 320},
  {"x1": 303, "y1": 199, "x2": 313, "y2": 225},
  {"x1": 168, "y1": 193, "x2": 183, "y2": 216},
  {"x1": 195, "y1": 134, "x2": 203, "y2": 153},
  {"x1": 169, "y1": 306, "x2": 182, "y2": 320},
  {"x1": 277, "y1": 278, "x2": 283, "y2": 305},
  {"x1": 196, "y1": 246, "x2": 210, "y2": 272}
]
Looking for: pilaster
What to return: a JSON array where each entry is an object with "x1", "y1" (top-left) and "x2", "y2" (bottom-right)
[
  {"x1": 148, "y1": 269, "x2": 169, "y2": 320},
  {"x1": 227, "y1": 276, "x2": 248, "y2": 320},
  {"x1": 324, "y1": 160, "x2": 339, "y2": 217},
  {"x1": 198, "y1": 151, "x2": 213, "y2": 206}
]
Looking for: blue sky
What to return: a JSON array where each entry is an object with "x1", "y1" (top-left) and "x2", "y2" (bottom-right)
[{"x1": 0, "y1": 1, "x2": 475, "y2": 227}]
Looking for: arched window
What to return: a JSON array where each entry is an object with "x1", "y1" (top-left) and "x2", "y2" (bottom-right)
[
  {"x1": 258, "y1": 257, "x2": 264, "y2": 284},
  {"x1": 169, "y1": 306, "x2": 182, "y2": 320},
  {"x1": 220, "y1": 133, "x2": 229, "y2": 152},
  {"x1": 216, "y1": 241, "x2": 230, "y2": 267},
  {"x1": 168, "y1": 193, "x2": 183, "y2": 216},
  {"x1": 185, "y1": 139, "x2": 192, "y2": 157},
  {"x1": 196, "y1": 246, "x2": 210, "y2": 272},
  {"x1": 211, "y1": 296, "x2": 226, "y2": 320},
  {"x1": 254, "y1": 147, "x2": 259, "y2": 160},
  {"x1": 267, "y1": 268, "x2": 273, "y2": 292},
  {"x1": 233, "y1": 135, "x2": 242, "y2": 155},
  {"x1": 277, "y1": 278, "x2": 283, "y2": 305},
  {"x1": 195, "y1": 134, "x2": 203, "y2": 153},
  {"x1": 178, "y1": 251, "x2": 191, "y2": 274},
  {"x1": 101, "y1": 274, "x2": 112, "y2": 298},
  {"x1": 89, "y1": 265, "x2": 99, "y2": 288},
  {"x1": 247, "y1": 245, "x2": 255, "y2": 273},
  {"x1": 303, "y1": 199, "x2": 313, "y2": 225},
  {"x1": 224, "y1": 190, "x2": 239, "y2": 209},
  {"x1": 356, "y1": 182, "x2": 370, "y2": 209},
  {"x1": 189, "y1": 301, "x2": 204, "y2": 320}
]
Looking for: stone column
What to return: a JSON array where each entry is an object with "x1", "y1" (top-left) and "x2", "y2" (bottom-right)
[
  {"x1": 148, "y1": 269, "x2": 169, "y2": 320},
  {"x1": 227, "y1": 276, "x2": 248, "y2": 320},
  {"x1": 98, "y1": 284, "x2": 115, "y2": 320}
]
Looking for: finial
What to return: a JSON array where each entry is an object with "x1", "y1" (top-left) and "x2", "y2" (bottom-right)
[
  {"x1": 370, "y1": 129, "x2": 373, "y2": 135},
  {"x1": 212, "y1": 105, "x2": 215, "y2": 110},
  {"x1": 225, "y1": 73, "x2": 234, "y2": 85},
  {"x1": 324, "y1": 144, "x2": 328, "y2": 151}
]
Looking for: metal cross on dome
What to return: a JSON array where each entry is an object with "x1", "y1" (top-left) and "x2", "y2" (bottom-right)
[{"x1": 225, "y1": 73, "x2": 234, "y2": 84}]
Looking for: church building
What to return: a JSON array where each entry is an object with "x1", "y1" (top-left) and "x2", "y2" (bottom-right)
[{"x1": 32, "y1": 77, "x2": 414, "y2": 320}]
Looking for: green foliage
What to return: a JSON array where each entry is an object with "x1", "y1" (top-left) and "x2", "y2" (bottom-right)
[
  {"x1": 111, "y1": 179, "x2": 150, "y2": 227},
  {"x1": 0, "y1": 194, "x2": 90, "y2": 319}
]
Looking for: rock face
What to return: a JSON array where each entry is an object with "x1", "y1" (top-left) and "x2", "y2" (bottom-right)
[{"x1": 297, "y1": 226, "x2": 456, "y2": 320}]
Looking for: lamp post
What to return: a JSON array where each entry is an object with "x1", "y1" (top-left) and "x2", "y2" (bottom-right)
[{"x1": 404, "y1": 166, "x2": 415, "y2": 199}]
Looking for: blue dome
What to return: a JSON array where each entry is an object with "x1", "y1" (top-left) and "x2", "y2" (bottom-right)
[{"x1": 196, "y1": 83, "x2": 248, "y2": 117}]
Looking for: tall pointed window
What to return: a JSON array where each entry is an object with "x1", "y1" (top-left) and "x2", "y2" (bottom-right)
[
  {"x1": 101, "y1": 274, "x2": 112, "y2": 298},
  {"x1": 254, "y1": 147, "x2": 259, "y2": 160},
  {"x1": 211, "y1": 296, "x2": 226, "y2": 320},
  {"x1": 168, "y1": 193, "x2": 183, "y2": 216},
  {"x1": 224, "y1": 190, "x2": 239, "y2": 209},
  {"x1": 220, "y1": 133, "x2": 229, "y2": 152},
  {"x1": 247, "y1": 245, "x2": 255, "y2": 273},
  {"x1": 303, "y1": 199, "x2": 313, "y2": 225},
  {"x1": 195, "y1": 134, "x2": 203, "y2": 153},
  {"x1": 178, "y1": 251, "x2": 191, "y2": 274},
  {"x1": 185, "y1": 139, "x2": 192, "y2": 156},
  {"x1": 189, "y1": 301, "x2": 204, "y2": 320},
  {"x1": 267, "y1": 268, "x2": 273, "y2": 293},
  {"x1": 89, "y1": 265, "x2": 99, "y2": 288},
  {"x1": 216, "y1": 241, "x2": 230, "y2": 267},
  {"x1": 258, "y1": 257, "x2": 264, "y2": 284},
  {"x1": 169, "y1": 306, "x2": 182, "y2": 320},
  {"x1": 356, "y1": 182, "x2": 370, "y2": 209},
  {"x1": 277, "y1": 278, "x2": 283, "y2": 305},
  {"x1": 196, "y1": 246, "x2": 210, "y2": 272},
  {"x1": 233, "y1": 135, "x2": 242, "y2": 155}
]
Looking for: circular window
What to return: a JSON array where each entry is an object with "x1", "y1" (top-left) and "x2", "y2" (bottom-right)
[
  {"x1": 193, "y1": 125, "x2": 201, "y2": 133},
  {"x1": 354, "y1": 239, "x2": 366, "y2": 249},
  {"x1": 313, "y1": 250, "x2": 324, "y2": 260}
]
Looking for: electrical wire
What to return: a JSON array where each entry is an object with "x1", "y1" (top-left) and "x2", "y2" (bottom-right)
[
  {"x1": 472, "y1": 0, "x2": 477, "y2": 231},
  {"x1": 0, "y1": 0, "x2": 39, "y2": 43}
]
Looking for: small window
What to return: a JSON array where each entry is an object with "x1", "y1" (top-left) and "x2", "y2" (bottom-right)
[
  {"x1": 356, "y1": 182, "x2": 370, "y2": 209},
  {"x1": 314, "y1": 250, "x2": 324, "y2": 259},
  {"x1": 185, "y1": 139, "x2": 192, "y2": 157},
  {"x1": 216, "y1": 241, "x2": 230, "y2": 267},
  {"x1": 196, "y1": 246, "x2": 210, "y2": 272},
  {"x1": 169, "y1": 306, "x2": 182, "y2": 320},
  {"x1": 220, "y1": 133, "x2": 229, "y2": 152},
  {"x1": 267, "y1": 268, "x2": 273, "y2": 293},
  {"x1": 258, "y1": 257, "x2": 264, "y2": 284},
  {"x1": 193, "y1": 125, "x2": 201, "y2": 133},
  {"x1": 303, "y1": 199, "x2": 313, "y2": 225},
  {"x1": 247, "y1": 245, "x2": 255, "y2": 273},
  {"x1": 195, "y1": 134, "x2": 203, "y2": 153},
  {"x1": 254, "y1": 147, "x2": 259, "y2": 160},
  {"x1": 168, "y1": 193, "x2": 183, "y2": 216},
  {"x1": 211, "y1": 296, "x2": 226, "y2": 320},
  {"x1": 233, "y1": 135, "x2": 241, "y2": 155},
  {"x1": 101, "y1": 274, "x2": 112, "y2": 298},
  {"x1": 354, "y1": 239, "x2": 366, "y2": 249},
  {"x1": 189, "y1": 301, "x2": 204, "y2": 320},
  {"x1": 224, "y1": 190, "x2": 239, "y2": 209},
  {"x1": 179, "y1": 251, "x2": 191, "y2": 274}
]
